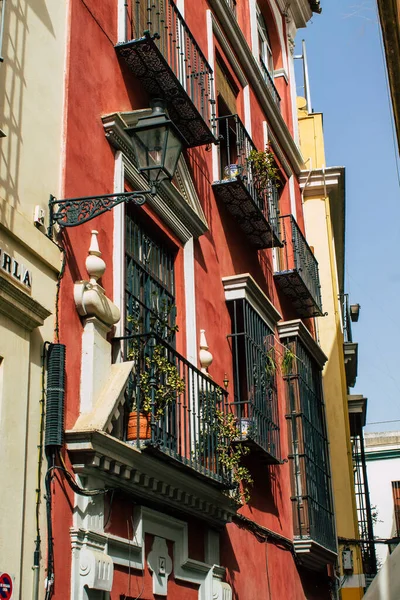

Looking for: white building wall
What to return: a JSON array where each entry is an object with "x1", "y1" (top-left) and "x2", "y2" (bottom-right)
[{"x1": 365, "y1": 432, "x2": 400, "y2": 568}]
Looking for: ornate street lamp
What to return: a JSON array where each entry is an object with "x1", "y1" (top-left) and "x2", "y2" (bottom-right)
[
  {"x1": 48, "y1": 100, "x2": 183, "y2": 237},
  {"x1": 127, "y1": 99, "x2": 183, "y2": 187}
]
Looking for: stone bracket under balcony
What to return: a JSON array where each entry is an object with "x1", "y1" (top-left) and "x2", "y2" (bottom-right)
[
  {"x1": 235, "y1": 429, "x2": 281, "y2": 465},
  {"x1": 293, "y1": 537, "x2": 337, "y2": 571},
  {"x1": 116, "y1": 35, "x2": 216, "y2": 148},
  {"x1": 212, "y1": 177, "x2": 282, "y2": 249},
  {"x1": 65, "y1": 430, "x2": 238, "y2": 527},
  {"x1": 274, "y1": 269, "x2": 324, "y2": 318},
  {"x1": 344, "y1": 341, "x2": 358, "y2": 388}
]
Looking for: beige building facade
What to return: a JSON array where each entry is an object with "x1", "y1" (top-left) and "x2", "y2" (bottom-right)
[{"x1": 0, "y1": 0, "x2": 65, "y2": 597}]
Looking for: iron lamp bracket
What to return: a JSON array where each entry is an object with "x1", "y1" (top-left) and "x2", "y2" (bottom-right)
[{"x1": 47, "y1": 188, "x2": 156, "y2": 238}]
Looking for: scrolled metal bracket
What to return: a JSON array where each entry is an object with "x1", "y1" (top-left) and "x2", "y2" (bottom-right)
[{"x1": 47, "y1": 188, "x2": 156, "y2": 238}]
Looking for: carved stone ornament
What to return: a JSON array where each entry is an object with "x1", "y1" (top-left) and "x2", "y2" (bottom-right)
[
  {"x1": 147, "y1": 536, "x2": 173, "y2": 596},
  {"x1": 74, "y1": 230, "x2": 120, "y2": 326},
  {"x1": 199, "y1": 329, "x2": 213, "y2": 375}
]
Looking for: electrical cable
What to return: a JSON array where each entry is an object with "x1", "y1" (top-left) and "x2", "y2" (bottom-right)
[
  {"x1": 233, "y1": 513, "x2": 295, "y2": 555},
  {"x1": 33, "y1": 341, "x2": 51, "y2": 600},
  {"x1": 54, "y1": 245, "x2": 66, "y2": 344},
  {"x1": 80, "y1": 0, "x2": 115, "y2": 46}
]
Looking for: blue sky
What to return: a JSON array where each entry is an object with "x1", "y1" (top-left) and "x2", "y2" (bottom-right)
[{"x1": 295, "y1": 0, "x2": 400, "y2": 432}]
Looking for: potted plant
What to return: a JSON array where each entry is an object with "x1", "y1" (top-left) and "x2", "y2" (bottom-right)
[{"x1": 127, "y1": 342, "x2": 185, "y2": 442}]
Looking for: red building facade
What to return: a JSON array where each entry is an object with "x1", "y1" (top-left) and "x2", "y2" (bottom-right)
[{"x1": 46, "y1": 0, "x2": 337, "y2": 598}]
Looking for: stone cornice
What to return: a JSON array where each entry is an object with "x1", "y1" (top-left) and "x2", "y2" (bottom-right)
[
  {"x1": 102, "y1": 113, "x2": 208, "y2": 242},
  {"x1": 277, "y1": 319, "x2": 327, "y2": 368},
  {"x1": 299, "y1": 166, "x2": 345, "y2": 198},
  {"x1": 0, "y1": 272, "x2": 51, "y2": 330},
  {"x1": 222, "y1": 273, "x2": 282, "y2": 330},
  {"x1": 66, "y1": 430, "x2": 238, "y2": 527},
  {"x1": 347, "y1": 395, "x2": 367, "y2": 428},
  {"x1": 293, "y1": 537, "x2": 337, "y2": 570},
  {"x1": 207, "y1": 3, "x2": 305, "y2": 173}
]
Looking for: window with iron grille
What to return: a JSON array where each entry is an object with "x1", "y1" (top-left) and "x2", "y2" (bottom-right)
[
  {"x1": 228, "y1": 298, "x2": 280, "y2": 462},
  {"x1": 125, "y1": 212, "x2": 176, "y2": 342},
  {"x1": 284, "y1": 339, "x2": 336, "y2": 552}
]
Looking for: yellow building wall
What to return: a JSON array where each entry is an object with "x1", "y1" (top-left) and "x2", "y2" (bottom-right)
[
  {"x1": 0, "y1": 0, "x2": 66, "y2": 597},
  {"x1": 298, "y1": 98, "x2": 365, "y2": 598}
]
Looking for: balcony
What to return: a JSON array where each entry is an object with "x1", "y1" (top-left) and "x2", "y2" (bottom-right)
[
  {"x1": 113, "y1": 333, "x2": 232, "y2": 489},
  {"x1": 212, "y1": 114, "x2": 282, "y2": 249},
  {"x1": 115, "y1": 0, "x2": 215, "y2": 148},
  {"x1": 274, "y1": 215, "x2": 323, "y2": 318},
  {"x1": 259, "y1": 58, "x2": 281, "y2": 110},
  {"x1": 342, "y1": 294, "x2": 358, "y2": 388}
]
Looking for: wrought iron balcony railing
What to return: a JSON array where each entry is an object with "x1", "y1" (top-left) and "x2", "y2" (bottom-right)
[
  {"x1": 274, "y1": 215, "x2": 323, "y2": 318},
  {"x1": 116, "y1": 0, "x2": 216, "y2": 148},
  {"x1": 228, "y1": 298, "x2": 280, "y2": 463},
  {"x1": 259, "y1": 58, "x2": 281, "y2": 110},
  {"x1": 212, "y1": 114, "x2": 282, "y2": 249},
  {"x1": 113, "y1": 333, "x2": 232, "y2": 487}
]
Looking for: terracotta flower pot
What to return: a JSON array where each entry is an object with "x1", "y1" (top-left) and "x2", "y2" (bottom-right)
[{"x1": 127, "y1": 412, "x2": 151, "y2": 441}]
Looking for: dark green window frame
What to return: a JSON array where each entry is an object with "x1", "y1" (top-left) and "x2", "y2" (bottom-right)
[
  {"x1": 228, "y1": 298, "x2": 280, "y2": 462},
  {"x1": 284, "y1": 338, "x2": 336, "y2": 552},
  {"x1": 125, "y1": 212, "x2": 176, "y2": 342}
]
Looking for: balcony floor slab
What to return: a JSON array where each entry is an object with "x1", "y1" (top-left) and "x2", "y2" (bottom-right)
[
  {"x1": 116, "y1": 36, "x2": 215, "y2": 148},
  {"x1": 212, "y1": 177, "x2": 282, "y2": 249},
  {"x1": 274, "y1": 269, "x2": 323, "y2": 318}
]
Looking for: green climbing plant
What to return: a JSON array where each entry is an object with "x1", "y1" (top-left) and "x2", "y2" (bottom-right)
[
  {"x1": 138, "y1": 344, "x2": 185, "y2": 416},
  {"x1": 247, "y1": 145, "x2": 280, "y2": 191}
]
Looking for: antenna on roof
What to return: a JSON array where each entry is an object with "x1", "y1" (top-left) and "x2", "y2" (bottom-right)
[{"x1": 294, "y1": 39, "x2": 313, "y2": 114}]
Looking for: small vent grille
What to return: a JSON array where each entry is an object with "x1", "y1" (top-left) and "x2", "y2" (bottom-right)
[{"x1": 45, "y1": 343, "x2": 66, "y2": 449}]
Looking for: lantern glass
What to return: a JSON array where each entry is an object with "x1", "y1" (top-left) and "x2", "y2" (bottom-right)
[{"x1": 128, "y1": 101, "x2": 183, "y2": 184}]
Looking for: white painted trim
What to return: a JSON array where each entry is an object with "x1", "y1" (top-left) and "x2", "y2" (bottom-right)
[
  {"x1": 70, "y1": 506, "x2": 231, "y2": 600},
  {"x1": 184, "y1": 238, "x2": 197, "y2": 365},
  {"x1": 113, "y1": 151, "x2": 125, "y2": 338},
  {"x1": 274, "y1": 68, "x2": 289, "y2": 84},
  {"x1": 289, "y1": 174, "x2": 297, "y2": 220},
  {"x1": 209, "y1": 12, "x2": 247, "y2": 88},
  {"x1": 117, "y1": 0, "x2": 127, "y2": 43},
  {"x1": 176, "y1": 0, "x2": 184, "y2": 17},
  {"x1": 269, "y1": 1, "x2": 288, "y2": 73},
  {"x1": 222, "y1": 273, "x2": 282, "y2": 331},
  {"x1": 249, "y1": 0, "x2": 258, "y2": 62},
  {"x1": 277, "y1": 319, "x2": 327, "y2": 368},
  {"x1": 244, "y1": 85, "x2": 252, "y2": 137}
]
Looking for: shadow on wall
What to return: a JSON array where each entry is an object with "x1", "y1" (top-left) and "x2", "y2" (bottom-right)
[{"x1": 0, "y1": 0, "x2": 55, "y2": 230}]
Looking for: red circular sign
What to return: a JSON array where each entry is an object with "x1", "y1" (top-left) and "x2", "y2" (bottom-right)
[{"x1": 0, "y1": 573, "x2": 13, "y2": 599}]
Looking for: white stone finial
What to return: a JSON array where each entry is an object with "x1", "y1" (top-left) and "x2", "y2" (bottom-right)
[
  {"x1": 199, "y1": 329, "x2": 213, "y2": 375},
  {"x1": 86, "y1": 230, "x2": 106, "y2": 284}
]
